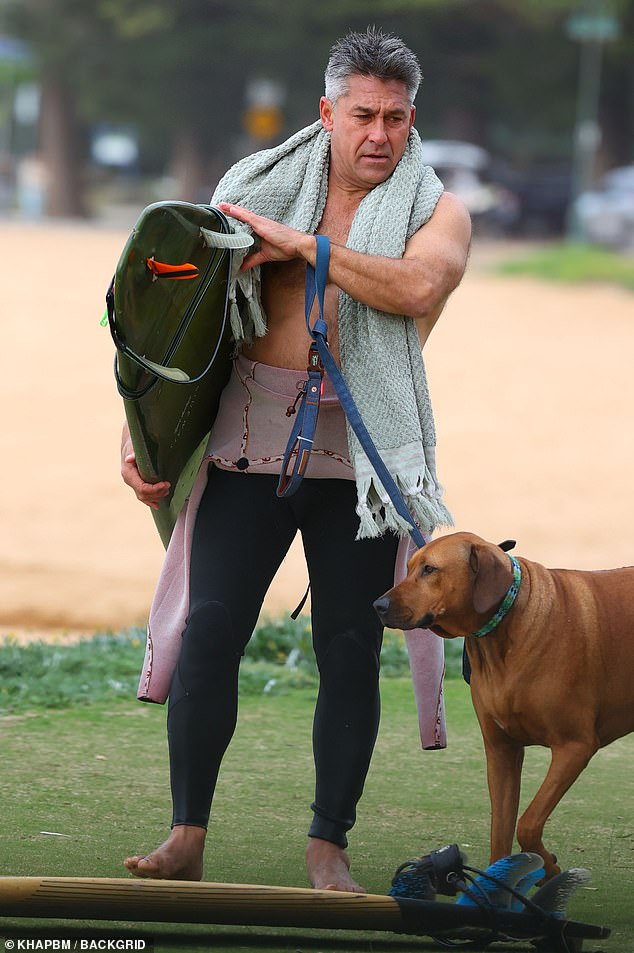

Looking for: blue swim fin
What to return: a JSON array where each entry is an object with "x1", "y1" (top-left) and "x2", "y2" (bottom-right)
[
  {"x1": 528, "y1": 867, "x2": 592, "y2": 919},
  {"x1": 456, "y1": 852, "x2": 544, "y2": 910}
]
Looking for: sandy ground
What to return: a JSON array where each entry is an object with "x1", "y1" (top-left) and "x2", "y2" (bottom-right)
[{"x1": 1, "y1": 218, "x2": 633, "y2": 641}]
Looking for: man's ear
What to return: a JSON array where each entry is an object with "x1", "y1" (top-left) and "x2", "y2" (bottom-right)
[{"x1": 320, "y1": 96, "x2": 335, "y2": 131}]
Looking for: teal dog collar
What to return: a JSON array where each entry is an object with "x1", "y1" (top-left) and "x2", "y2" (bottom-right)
[{"x1": 471, "y1": 556, "x2": 522, "y2": 638}]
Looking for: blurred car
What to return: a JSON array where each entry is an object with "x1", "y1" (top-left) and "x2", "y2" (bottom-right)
[
  {"x1": 573, "y1": 165, "x2": 634, "y2": 250},
  {"x1": 420, "y1": 139, "x2": 519, "y2": 235},
  {"x1": 507, "y1": 163, "x2": 573, "y2": 237}
]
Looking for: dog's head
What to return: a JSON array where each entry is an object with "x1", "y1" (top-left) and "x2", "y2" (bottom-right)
[{"x1": 373, "y1": 532, "x2": 517, "y2": 637}]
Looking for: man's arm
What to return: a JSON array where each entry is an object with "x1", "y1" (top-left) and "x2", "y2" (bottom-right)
[{"x1": 217, "y1": 192, "x2": 471, "y2": 338}]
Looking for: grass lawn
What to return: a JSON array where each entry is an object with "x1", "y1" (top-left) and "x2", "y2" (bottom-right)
[
  {"x1": 0, "y1": 677, "x2": 631, "y2": 952},
  {"x1": 493, "y1": 242, "x2": 634, "y2": 292}
]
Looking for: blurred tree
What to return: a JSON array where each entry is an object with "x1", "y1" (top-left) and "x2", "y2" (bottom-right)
[
  {"x1": 598, "y1": 0, "x2": 634, "y2": 170},
  {"x1": 0, "y1": 0, "x2": 98, "y2": 215},
  {"x1": 0, "y1": 0, "x2": 632, "y2": 216},
  {"x1": 0, "y1": 0, "x2": 317, "y2": 212}
]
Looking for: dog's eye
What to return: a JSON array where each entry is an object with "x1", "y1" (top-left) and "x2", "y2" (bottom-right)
[{"x1": 421, "y1": 564, "x2": 436, "y2": 576}]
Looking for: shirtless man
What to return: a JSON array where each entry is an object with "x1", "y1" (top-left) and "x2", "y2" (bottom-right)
[{"x1": 122, "y1": 27, "x2": 471, "y2": 892}]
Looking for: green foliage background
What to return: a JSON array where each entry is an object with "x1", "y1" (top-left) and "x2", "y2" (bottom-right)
[{"x1": 0, "y1": 623, "x2": 465, "y2": 715}]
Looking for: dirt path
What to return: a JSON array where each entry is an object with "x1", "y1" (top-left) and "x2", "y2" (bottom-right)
[{"x1": 1, "y1": 220, "x2": 632, "y2": 638}]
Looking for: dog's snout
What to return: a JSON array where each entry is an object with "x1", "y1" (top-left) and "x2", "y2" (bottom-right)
[{"x1": 373, "y1": 595, "x2": 391, "y2": 617}]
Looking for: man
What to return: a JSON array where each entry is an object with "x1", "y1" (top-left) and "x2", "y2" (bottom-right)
[{"x1": 121, "y1": 27, "x2": 471, "y2": 892}]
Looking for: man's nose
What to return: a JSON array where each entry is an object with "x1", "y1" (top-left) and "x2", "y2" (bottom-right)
[{"x1": 367, "y1": 120, "x2": 388, "y2": 144}]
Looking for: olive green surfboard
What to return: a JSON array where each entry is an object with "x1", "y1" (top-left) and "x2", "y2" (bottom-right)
[{"x1": 107, "y1": 202, "x2": 252, "y2": 547}]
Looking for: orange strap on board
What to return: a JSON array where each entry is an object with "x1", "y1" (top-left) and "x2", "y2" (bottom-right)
[{"x1": 146, "y1": 257, "x2": 199, "y2": 280}]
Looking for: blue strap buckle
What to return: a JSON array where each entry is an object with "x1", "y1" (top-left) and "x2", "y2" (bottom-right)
[
  {"x1": 277, "y1": 344, "x2": 325, "y2": 498},
  {"x1": 276, "y1": 239, "x2": 329, "y2": 499}
]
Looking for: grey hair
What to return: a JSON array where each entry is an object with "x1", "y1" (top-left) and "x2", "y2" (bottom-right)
[{"x1": 324, "y1": 26, "x2": 422, "y2": 106}]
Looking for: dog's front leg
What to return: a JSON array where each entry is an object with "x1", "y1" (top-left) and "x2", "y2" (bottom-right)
[
  {"x1": 481, "y1": 722, "x2": 524, "y2": 863},
  {"x1": 517, "y1": 739, "x2": 596, "y2": 880}
]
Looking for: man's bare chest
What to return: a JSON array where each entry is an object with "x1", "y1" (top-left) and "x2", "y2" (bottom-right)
[{"x1": 317, "y1": 200, "x2": 355, "y2": 246}]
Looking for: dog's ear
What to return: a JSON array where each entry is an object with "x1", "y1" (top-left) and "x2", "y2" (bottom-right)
[
  {"x1": 470, "y1": 544, "x2": 513, "y2": 615},
  {"x1": 498, "y1": 539, "x2": 516, "y2": 552}
]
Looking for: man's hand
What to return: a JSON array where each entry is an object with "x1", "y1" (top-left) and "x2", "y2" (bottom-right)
[
  {"x1": 217, "y1": 202, "x2": 315, "y2": 271},
  {"x1": 121, "y1": 425, "x2": 170, "y2": 510}
]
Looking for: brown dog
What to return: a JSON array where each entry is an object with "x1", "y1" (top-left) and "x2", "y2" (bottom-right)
[{"x1": 374, "y1": 531, "x2": 634, "y2": 879}]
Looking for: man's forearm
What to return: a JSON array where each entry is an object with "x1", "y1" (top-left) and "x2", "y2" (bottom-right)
[{"x1": 300, "y1": 236, "x2": 440, "y2": 320}]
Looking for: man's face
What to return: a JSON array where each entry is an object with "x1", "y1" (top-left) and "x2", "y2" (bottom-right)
[{"x1": 320, "y1": 74, "x2": 415, "y2": 191}]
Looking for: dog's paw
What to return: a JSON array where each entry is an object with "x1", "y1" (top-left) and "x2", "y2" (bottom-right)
[{"x1": 537, "y1": 852, "x2": 561, "y2": 885}]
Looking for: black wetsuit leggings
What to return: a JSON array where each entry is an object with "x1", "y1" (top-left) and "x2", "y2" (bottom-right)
[{"x1": 167, "y1": 466, "x2": 399, "y2": 848}]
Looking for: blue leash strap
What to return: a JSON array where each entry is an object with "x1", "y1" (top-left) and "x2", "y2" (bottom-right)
[
  {"x1": 276, "y1": 235, "x2": 329, "y2": 498},
  {"x1": 277, "y1": 235, "x2": 425, "y2": 549},
  {"x1": 276, "y1": 344, "x2": 324, "y2": 497}
]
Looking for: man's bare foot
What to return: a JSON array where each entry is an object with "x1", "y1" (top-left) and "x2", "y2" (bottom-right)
[
  {"x1": 124, "y1": 825, "x2": 206, "y2": 881},
  {"x1": 306, "y1": 837, "x2": 365, "y2": 893}
]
